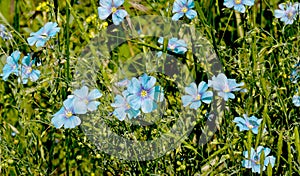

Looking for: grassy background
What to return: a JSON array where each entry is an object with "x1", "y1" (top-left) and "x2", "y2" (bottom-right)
[{"x1": 0, "y1": 0, "x2": 300, "y2": 175}]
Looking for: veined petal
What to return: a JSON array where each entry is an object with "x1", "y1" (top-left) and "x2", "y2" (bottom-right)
[
  {"x1": 113, "y1": 0, "x2": 124, "y2": 8},
  {"x1": 74, "y1": 86, "x2": 89, "y2": 99},
  {"x1": 100, "y1": 0, "x2": 113, "y2": 8},
  {"x1": 185, "y1": 9, "x2": 197, "y2": 19},
  {"x1": 198, "y1": 81, "x2": 208, "y2": 94},
  {"x1": 190, "y1": 101, "x2": 201, "y2": 109},
  {"x1": 172, "y1": 12, "x2": 184, "y2": 21},
  {"x1": 87, "y1": 88, "x2": 102, "y2": 100},
  {"x1": 185, "y1": 82, "x2": 197, "y2": 96},
  {"x1": 141, "y1": 98, "x2": 155, "y2": 113},
  {"x1": 87, "y1": 101, "x2": 100, "y2": 111},
  {"x1": 127, "y1": 94, "x2": 141, "y2": 110},
  {"x1": 112, "y1": 9, "x2": 128, "y2": 25},
  {"x1": 98, "y1": 6, "x2": 112, "y2": 20},
  {"x1": 181, "y1": 95, "x2": 193, "y2": 107},
  {"x1": 234, "y1": 4, "x2": 246, "y2": 13},
  {"x1": 64, "y1": 116, "x2": 81, "y2": 128},
  {"x1": 224, "y1": 0, "x2": 234, "y2": 8},
  {"x1": 29, "y1": 69, "x2": 40, "y2": 82}
]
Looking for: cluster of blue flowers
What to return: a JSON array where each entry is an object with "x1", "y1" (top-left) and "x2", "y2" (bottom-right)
[
  {"x1": 111, "y1": 74, "x2": 164, "y2": 121},
  {"x1": 1, "y1": 22, "x2": 60, "y2": 83},
  {"x1": 0, "y1": 24, "x2": 12, "y2": 40},
  {"x1": 97, "y1": 0, "x2": 198, "y2": 25},
  {"x1": 182, "y1": 73, "x2": 245, "y2": 110},
  {"x1": 223, "y1": 0, "x2": 255, "y2": 13},
  {"x1": 242, "y1": 146, "x2": 276, "y2": 173},
  {"x1": 233, "y1": 114, "x2": 275, "y2": 173},
  {"x1": 1, "y1": 51, "x2": 40, "y2": 84},
  {"x1": 275, "y1": 2, "x2": 299, "y2": 25},
  {"x1": 51, "y1": 86, "x2": 102, "y2": 129},
  {"x1": 291, "y1": 62, "x2": 300, "y2": 107}
]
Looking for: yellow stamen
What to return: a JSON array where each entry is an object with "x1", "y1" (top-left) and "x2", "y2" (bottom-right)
[
  {"x1": 140, "y1": 90, "x2": 148, "y2": 97},
  {"x1": 247, "y1": 124, "x2": 254, "y2": 129},
  {"x1": 111, "y1": 7, "x2": 117, "y2": 13},
  {"x1": 223, "y1": 85, "x2": 231, "y2": 93},
  {"x1": 235, "y1": 0, "x2": 242, "y2": 4},
  {"x1": 196, "y1": 94, "x2": 201, "y2": 100},
  {"x1": 66, "y1": 111, "x2": 72, "y2": 118},
  {"x1": 182, "y1": 7, "x2": 188, "y2": 13},
  {"x1": 84, "y1": 99, "x2": 89, "y2": 104},
  {"x1": 287, "y1": 11, "x2": 294, "y2": 19},
  {"x1": 169, "y1": 45, "x2": 175, "y2": 50},
  {"x1": 27, "y1": 67, "x2": 32, "y2": 74}
]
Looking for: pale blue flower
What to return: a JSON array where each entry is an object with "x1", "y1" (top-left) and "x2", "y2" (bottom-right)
[
  {"x1": 293, "y1": 95, "x2": 300, "y2": 107},
  {"x1": 1, "y1": 51, "x2": 20, "y2": 81},
  {"x1": 127, "y1": 74, "x2": 164, "y2": 113},
  {"x1": 208, "y1": 73, "x2": 245, "y2": 101},
  {"x1": 233, "y1": 114, "x2": 266, "y2": 134},
  {"x1": 111, "y1": 90, "x2": 140, "y2": 120},
  {"x1": 20, "y1": 55, "x2": 40, "y2": 84},
  {"x1": 224, "y1": 0, "x2": 255, "y2": 13},
  {"x1": 172, "y1": 0, "x2": 197, "y2": 21},
  {"x1": 0, "y1": 24, "x2": 12, "y2": 40},
  {"x1": 158, "y1": 37, "x2": 187, "y2": 54},
  {"x1": 181, "y1": 82, "x2": 213, "y2": 110},
  {"x1": 242, "y1": 146, "x2": 276, "y2": 173},
  {"x1": 275, "y1": 2, "x2": 299, "y2": 25},
  {"x1": 27, "y1": 22, "x2": 60, "y2": 47},
  {"x1": 51, "y1": 97, "x2": 86, "y2": 129},
  {"x1": 98, "y1": 0, "x2": 128, "y2": 25},
  {"x1": 73, "y1": 86, "x2": 102, "y2": 112}
]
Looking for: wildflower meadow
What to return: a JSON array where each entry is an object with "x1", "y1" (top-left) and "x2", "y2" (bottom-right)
[{"x1": 0, "y1": 0, "x2": 300, "y2": 175}]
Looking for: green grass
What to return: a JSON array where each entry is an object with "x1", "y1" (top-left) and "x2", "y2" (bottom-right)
[{"x1": 0, "y1": 0, "x2": 300, "y2": 175}]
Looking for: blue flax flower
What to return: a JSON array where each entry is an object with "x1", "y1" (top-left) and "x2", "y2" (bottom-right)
[
  {"x1": 208, "y1": 73, "x2": 245, "y2": 101},
  {"x1": 242, "y1": 146, "x2": 276, "y2": 173},
  {"x1": 224, "y1": 0, "x2": 255, "y2": 13},
  {"x1": 20, "y1": 55, "x2": 40, "y2": 84},
  {"x1": 290, "y1": 62, "x2": 300, "y2": 83},
  {"x1": 51, "y1": 97, "x2": 86, "y2": 129},
  {"x1": 111, "y1": 90, "x2": 140, "y2": 120},
  {"x1": 172, "y1": 0, "x2": 197, "y2": 21},
  {"x1": 233, "y1": 114, "x2": 265, "y2": 134},
  {"x1": 27, "y1": 22, "x2": 60, "y2": 47},
  {"x1": 158, "y1": 37, "x2": 187, "y2": 54},
  {"x1": 275, "y1": 2, "x2": 299, "y2": 25},
  {"x1": 0, "y1": 24, "x2": 12, "y2": 40},
  {"x1": 127, "y1": 74, "x2": 164, "y2": 113},
  {"x1": 73, "y1": 86, "x2": 103, "y2": 113},
  {"x1": 181, "y1": 82, "x2": 213, "y2": 110},
  {"x1": 1, "y1": 51, "x2": 20, "y2": 81},
  {"x1": 293, "y1": 95, "x2": 300, "y2": 107},
  {"x1": 98, "y1": 0, "x2": 128, "y2": 25}
]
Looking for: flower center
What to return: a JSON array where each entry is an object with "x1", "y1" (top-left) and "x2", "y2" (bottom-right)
[
  {"x1": 26, "y1": 67, "x2": 32, "y2": 74},
  {"x1": 181, "y1": 7, "x2": 188, "y2": 13},
  {"x1": 65, "y1": 111, "x2": 73, "y2": 118},
  {"x1": 223, "y1": 85, "x2": 231, "y2": 93},
  {"x1": 247, "y1": 124, "x2": 254, "y2": 129},
  {"x1": 196, "y1": 94, "x2": 201, "y2": 100},
  {"x1": 126, "y1": 103, "x2": 131, "y2": 109},
  {"x1": 140, "y1": 90, "x2": 148, "y2": 97},
  {"x1": 84, "y1": 99, "x2": 89, "y2": 104},
  {"x1": 235, "y1": 0, "x2": 242, "y2": 4},
  {"x1": 111, "y1": 7, "x2": 117, "y2": 13},
  {"x1": 169, "y1": 44, "x2": 175, "y2": 50},
  {"x1": 287, "y1": 11, "x2": 294, "y2": 19}
]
